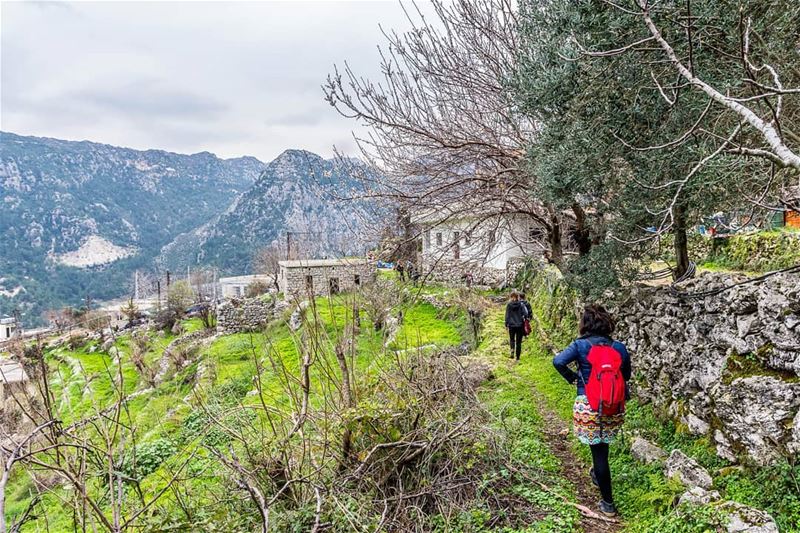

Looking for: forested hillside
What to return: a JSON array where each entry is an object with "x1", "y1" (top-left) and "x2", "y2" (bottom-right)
[{"x1": 0, "y1": 132, "x2": 264, "y2": 323}]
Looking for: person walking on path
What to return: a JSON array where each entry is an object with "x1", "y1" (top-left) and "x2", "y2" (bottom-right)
[
  {"x1": 504, "y1": 291, "x2": 529, "y2": 360},
  {"x1": 519, "y1": 292, "x2": 533, "y2": 319},
  {"x1": 552, "y1": 304, "x2": 631, "y2": 517}
]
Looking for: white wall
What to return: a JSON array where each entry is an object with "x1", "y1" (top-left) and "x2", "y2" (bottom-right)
[{"x1": 420, "y1": 216, "x2": 538, "y2": 270}]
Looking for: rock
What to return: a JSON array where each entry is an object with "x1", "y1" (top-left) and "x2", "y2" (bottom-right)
[
  {"x1": 630, "y1": 437, "x2": 667, "y2": 464},
  {"x1": 788, "y1": 409, "x2": 800, "y2": 455},
  {"x1": 714, "y1": 430, "x2": 738, "y2": 462},
  {"x1": 718, "y1": 501, "x2": 779, "y2": 533},
  {"x1": 288, "y1": 301, "x2": 308, "y2": 332},
  {"x1": 714, "y1": 377, "x2": 800, "y2": 466},
  {"x1": 684, "y1": 413, "x2": 710, "y2": 435},
  {"x1": 678, "y1": 486, "x2": 721, "y2": 506},
  {"x1": 664, "y1": 449, "x2": 713, "y2": 490},
  {"x1": 736, "y1": 315, "x2": 762, "y2": 338}
]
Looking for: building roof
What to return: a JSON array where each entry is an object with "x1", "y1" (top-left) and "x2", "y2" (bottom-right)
[
  {"x1": 0, "y1": 316, "x2": 16, "y2": 325},
  {"x1": 0, "y1": 359, "x2": 29, "y2": 384},
  {"x1": 218, "y1": 274, "x2": 274, "y2": 284},
  {"x1": 278, "y1": 258, "x2": 369, "y2": 268}
]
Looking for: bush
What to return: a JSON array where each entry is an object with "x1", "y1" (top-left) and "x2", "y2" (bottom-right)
[
  {"x1": 119, "y1": 438, "x2": 176, "y2": 480},
  {"x1": 245, "y1": 280, "x2": 269, "y2": 298}
]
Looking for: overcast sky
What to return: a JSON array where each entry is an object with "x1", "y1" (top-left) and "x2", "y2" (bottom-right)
[{"x1": 1, "y1": 1, "x2": 432, "y2": 162}]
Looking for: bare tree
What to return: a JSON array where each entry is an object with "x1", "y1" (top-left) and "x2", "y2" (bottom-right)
[
  {"x1": 323, "y1": 0, "x2": 578, "y2": 270},
  {"x1": 252, "y1": 243, "x2": 283, "y2": 292}
]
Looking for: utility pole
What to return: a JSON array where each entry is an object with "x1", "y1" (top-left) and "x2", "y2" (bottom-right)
[
  {"x1": 166, "y1": 270, "x2": 171, "y2": 289},
  {"x1": 286, "y1": 232, "x2": 292, "y2": 260},
  {"x1": 134, "y1": 271, "x2": 140, "y2": 300},
  {"x1": 157, "y1": 280, "x2": 162, "y2": 310}
]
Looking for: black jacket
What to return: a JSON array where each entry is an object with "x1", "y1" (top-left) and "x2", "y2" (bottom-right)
[{"x1": 505, "y1": 301, "x2": 529, "y2": 328}]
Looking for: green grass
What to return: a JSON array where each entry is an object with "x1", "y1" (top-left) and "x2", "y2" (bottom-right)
[{"x1": 390, "y1": 301, "x2": 464, "y2": 350}]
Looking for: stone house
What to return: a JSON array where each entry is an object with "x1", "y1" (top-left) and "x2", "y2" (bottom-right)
[
  {"x1": 1, "y1": 315, "x2": 17, "y2": 341},
  {"x1": 411, "y1": 209, "x2": 546, "y2": 285},
  {"x1": 219, "y1": 274, "x2": 276, "y2": 299},
  {"x1": 278, "y1": 258, "x2": 375, "y2": 299},
  {"x1": 0, "y1": 358, "x2": 30, "y2": 408}
]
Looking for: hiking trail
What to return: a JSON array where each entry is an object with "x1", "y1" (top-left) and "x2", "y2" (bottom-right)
[{"x1": 527, "y1": 382, "x2": 623, "y2": 533}]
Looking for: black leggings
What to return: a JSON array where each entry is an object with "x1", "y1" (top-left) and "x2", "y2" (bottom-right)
[
  {"x1": 590, "y1": 443, "x2": 613, "y2": 503},
  {"x1": 508, "y1": 327, "x2": 524, "y2": 359}
]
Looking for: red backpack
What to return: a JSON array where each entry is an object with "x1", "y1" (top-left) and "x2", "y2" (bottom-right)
[{"x1": 585, "y1": 343, "x2": 626, "y2": 415}]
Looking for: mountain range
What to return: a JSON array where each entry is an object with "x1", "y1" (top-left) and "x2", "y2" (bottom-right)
[{"x1": 0, "y1": 132, "x2": 378, "y2": 325}]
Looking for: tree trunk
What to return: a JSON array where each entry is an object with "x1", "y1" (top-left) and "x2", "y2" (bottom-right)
[
  {"x1": 547, "y1": 209, "x2": 564, "y2": 270},
  {"x1": 673, "y1": 203, "x2": 690, "y2": 279},
  {"x1": 571, "y1": 203, "x2": 592, "y2": 256}
]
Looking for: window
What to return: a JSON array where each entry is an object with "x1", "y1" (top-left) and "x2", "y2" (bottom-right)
[
  {"x1": 424, "y1": 230, "x2": 431, "y2": 248},
  {"x1": 454, "y1": 244, "x2": 460, "y2": 260},
  {"x1": 488, "y1": 229, "x2": 497, "y2": 244},
  {"x1": 234, "y1": 286, "x2": 242, "y2": 297},
  {"x1": 453, "y1": 231, "x2": 460, "y2": 243},
  {"x1": 354, "y1": 274, "x2": 361, "y2": 286},
  {"x1": 436, "y1": 232, "x2": 442, "y2": 246},
  {"x1": 464, "y1": 233, "x2": 471, "y2": 246},
  {"x1": 305, "y1": 275, "x2": 314, "y2": 291},
  {"x1": 329, "y1": 277, "x2": 340, "y2": 294},
  {"x1": 4, "y1": 327, "x2": 9, "y2": 338}
]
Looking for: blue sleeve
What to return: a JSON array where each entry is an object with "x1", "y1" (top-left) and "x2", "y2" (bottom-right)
[
  {"x1": 615, "y1": 341, "x2": 632, "y2": 381},
  {"x1": 553, "y1": 340, "x2": 581, "y2": 384}
]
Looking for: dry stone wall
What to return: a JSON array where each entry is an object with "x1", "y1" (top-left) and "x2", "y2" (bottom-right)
[
  {"x1": 217, "y1": 296, "x2": 277, "y2": 334},
  {"x1": 612, "y1": 272, "x2": 800, "y2": 465}
]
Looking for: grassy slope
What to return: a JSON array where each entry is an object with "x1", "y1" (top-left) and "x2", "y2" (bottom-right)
[{"x1": 9, "y1": 291, "x2": 470, "y2": 531}]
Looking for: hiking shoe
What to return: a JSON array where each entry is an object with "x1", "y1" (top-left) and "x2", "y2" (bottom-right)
[
  {"x1": 598, "y1": 500, "x2": 617, "y2": 517},
  {"x1": 590, "y1": 467, "x2": 599, "y2": 488}
]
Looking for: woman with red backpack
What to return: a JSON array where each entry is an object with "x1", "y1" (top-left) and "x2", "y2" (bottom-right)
[{"x1": 553, "y1": 304, "x2": 631, "y2": 517}]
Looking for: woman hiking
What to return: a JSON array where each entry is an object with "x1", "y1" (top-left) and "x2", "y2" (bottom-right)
[
  {"x1": 504, "y1": 291, "x2": 529, "y2": 361},
  {"x1": 553, "y1": 304, "x2": 631, "y2": 517}
]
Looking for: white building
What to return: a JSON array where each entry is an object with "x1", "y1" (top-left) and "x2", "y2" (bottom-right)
[
  {"x1": 0, "y1": 357, "x2": 30, "y2": 405},
  {"x1": 0, "y1": 315, "x2": 17, "y2": 341},
  {"x1": 219, "y1": 274, "x2": 276, "y2": 299},
  {"x1": 412, "y1": 208, "x2": 546, "y2": 284}
]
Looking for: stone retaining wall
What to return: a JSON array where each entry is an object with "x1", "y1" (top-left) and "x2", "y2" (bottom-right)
[
  {"x1": 217, "y1": 297, "x2": 277, "y2": 334},
  {"x1": 612, "y1": 271, "x2": 800, "y2": 465}
]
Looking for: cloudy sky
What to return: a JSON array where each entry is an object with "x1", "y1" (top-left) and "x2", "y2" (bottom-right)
[{"x1": 1, "y1": 1, "x2": 433, "y2": 162}]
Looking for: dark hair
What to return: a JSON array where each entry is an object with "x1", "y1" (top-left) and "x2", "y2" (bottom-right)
[
  {"x1": 579, "y1": 304, "x2": 615, "y2": 337},
  {"x1": 508, "y1": 291, "x2": 519, "y2": 301}
]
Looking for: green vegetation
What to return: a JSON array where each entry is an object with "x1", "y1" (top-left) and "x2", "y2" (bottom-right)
[{"x1": 699, "y1": 230, "x2": 800, "y2": 273}]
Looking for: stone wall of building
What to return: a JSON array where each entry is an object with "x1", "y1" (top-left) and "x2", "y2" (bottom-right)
[
  {"x1": 610, "y1": 271, "x2": 800, "y2": 465},
  {"x1": 420, "y1": 257, "x2": 531, "y2": 288},
  {"x1": 216, "y1": 296, "x2": 278, "y2": 334},
  {"x1": 281, "y1": 263, "x2": 375, "y2": 299}
]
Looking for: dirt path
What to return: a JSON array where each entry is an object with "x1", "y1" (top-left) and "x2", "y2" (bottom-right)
[{"x1": 528, "y1": 385, "x2": 623, "y2": 533}]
